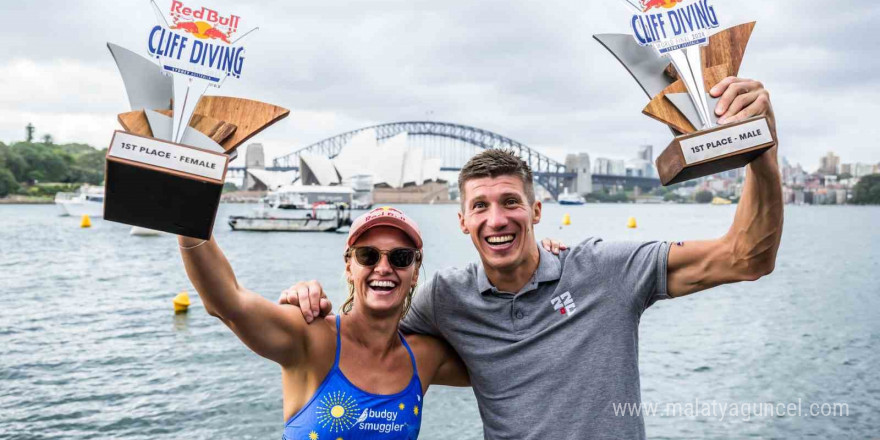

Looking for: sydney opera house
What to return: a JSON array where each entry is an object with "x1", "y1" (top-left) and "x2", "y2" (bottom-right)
[{"x1": 244, "y1": 129, "x2": 450, "y2": 206}]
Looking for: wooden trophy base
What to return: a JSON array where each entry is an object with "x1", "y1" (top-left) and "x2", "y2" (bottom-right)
[
  {"x1": 104, "y1": 131, "x2": 229, "y2": 239},
  {"x1": 655, "y1": 115, "x2": 776, "y2": 186}
]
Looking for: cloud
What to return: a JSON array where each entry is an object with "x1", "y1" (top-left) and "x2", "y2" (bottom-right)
[
  {"x1": 0, "y1": 58, "x2": 125, "y2": 146},
  {"x1": 0, "y1": 59, "x2": 125, "y2": 113},
  {"x1": 0, "y1": 0, "x2": 877, "y2": 168}
]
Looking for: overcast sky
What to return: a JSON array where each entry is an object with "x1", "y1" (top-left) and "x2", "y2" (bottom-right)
[{"x1": 1, "y1": 0, "x2": 876, "y2": 171}]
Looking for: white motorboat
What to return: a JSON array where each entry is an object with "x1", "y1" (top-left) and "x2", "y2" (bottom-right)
[
  {"x1": 228, "y1": 202, "x2": 353, "y2": 232},
  {"x1": 558, "y1": 189, "x2": 586, "y2": 205},
  {"x1": 129, "y1": 226, "x2": 165, "y2": 236},
  {"x1": 267, "y1": 184, "x2": 356, "y2": 210},
  {"x1": 55, "y1": 185, "x2": 105, "y2": 217}
]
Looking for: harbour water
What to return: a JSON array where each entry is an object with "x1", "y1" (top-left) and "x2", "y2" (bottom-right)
[{"x1": 1, "y1": 203, "x2": 878, "y2": 439}]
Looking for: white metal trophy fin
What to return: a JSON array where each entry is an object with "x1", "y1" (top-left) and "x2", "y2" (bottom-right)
[
  {"x1": 144, "y1": 110, "x2": 225, "y2": 153},
  {"x1": 684, "y1": 45, "x2": 713, "y2": 129},
  {"x1": 593, "y1": 33, "x2": 674, "y2": 99},
  {"x1": 144, "y1": 109, "x2": 173, "y2": 141},
  {"x1": 667, "y1": 45, "x2": 713, "y2": 129},
  {"x1": 666, "y1": 93, "x2": 721, "y2": 129},
  {"x1": 171, "y1": 76, "x2": 211, "y2": 144},
  {"x1": 106, "y1": 43, "x2": 172, "y2": 111}
]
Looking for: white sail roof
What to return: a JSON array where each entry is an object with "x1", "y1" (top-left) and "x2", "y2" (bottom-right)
[
  {"x1": 297, "y1": 130, "x2": 447, "y2": 189},
  {"x1": 401, "y1": 146, "x2": 424, "y2": 186},
  {"x1": 372, "y1": 132, "x2": 407, "y2": 188},
  {"x1": 300, "y1": 154, "x2": 340, "y2": 186},
  {"x1": 333, "y1": 129, "x2": 379, "y2": 180},
  {"x1": 246, "y1": 169, "x2": 298, "y2": 190},
  {"x1": 422, "y1": 158, "x2": 443, "y2": 183}
]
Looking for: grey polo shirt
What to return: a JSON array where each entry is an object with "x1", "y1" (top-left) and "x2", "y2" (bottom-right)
[{"x1": 401, "y1": 238, "x2": 670, "y2": 440}]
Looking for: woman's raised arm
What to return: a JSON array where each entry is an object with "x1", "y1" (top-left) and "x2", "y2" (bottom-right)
[{"x1": 178, "y1": 236, "x2": 309, "y2": 367}]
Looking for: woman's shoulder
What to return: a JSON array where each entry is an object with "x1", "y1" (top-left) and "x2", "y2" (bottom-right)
[
  {"x1": 294, "y1": 314, "x2": 338, "y2": 362},
  {"x1": 307, "y1": 314, "x2": 338, "y2": 341}
]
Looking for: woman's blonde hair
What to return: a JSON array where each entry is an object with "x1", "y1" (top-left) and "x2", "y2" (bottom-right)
[{"x1": 341, "y1": 248, "x2": 422, "y2": 319}]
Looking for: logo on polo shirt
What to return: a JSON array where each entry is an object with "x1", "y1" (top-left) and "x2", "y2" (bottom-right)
[{"x1": 550, "y1": 291, "x2": 576, "y2": 316}]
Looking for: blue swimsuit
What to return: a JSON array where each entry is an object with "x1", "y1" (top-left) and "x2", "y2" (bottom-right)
[{"x1": 283, "y1": 315, "x2": 423, "y2": 440}]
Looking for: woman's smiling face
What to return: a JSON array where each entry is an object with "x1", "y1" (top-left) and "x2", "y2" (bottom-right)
[{"x1": 346, "y1": 226, "x2": 419, "y2": 318}]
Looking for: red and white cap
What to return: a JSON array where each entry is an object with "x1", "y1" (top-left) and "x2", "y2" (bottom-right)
[{"x1": 347, "y1": 206, "x2": 423, "y2": 249}]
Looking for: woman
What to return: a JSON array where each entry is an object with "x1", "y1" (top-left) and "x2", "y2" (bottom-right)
[
  {"x1": 179, "y1": 206, "x2": 467, "y2": 439},
  {"x1": 179, "y1": 206, "x2": 565, "y2": 439}
]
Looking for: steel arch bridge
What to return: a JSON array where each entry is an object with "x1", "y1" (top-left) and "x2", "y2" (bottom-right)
[{"x1": 272, "y1": 121, "x2": 574, "y2": 199}]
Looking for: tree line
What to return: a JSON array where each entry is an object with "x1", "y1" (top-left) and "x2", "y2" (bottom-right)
[
  {"x1": 851, "y1": 175, "x2": 880, "y2": 205},
  {"x1": 0, "y1": 141, "x2": 106, "y2": 197}
]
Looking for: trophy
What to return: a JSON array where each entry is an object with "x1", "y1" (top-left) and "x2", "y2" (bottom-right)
[
  {"x1": 594, "y1": 0, "x2": 776, "y2": 185},
  {"x1": 103, "y1": 0, "x2": 289, "y2": 239}
]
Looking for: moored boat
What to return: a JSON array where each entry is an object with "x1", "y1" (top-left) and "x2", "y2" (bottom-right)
[
  {"x1": 558, "y1": 189, "x2": 586, "y2": 205},
  {"x1": 55, "y1": 185, "x2": 105, "y2": 217},
  {"x1": 229, "y1": 203, "x2": 353, "y2": 232},
  {"x1": 268, "y1": 185, "x2": 356, "y2": 209}
]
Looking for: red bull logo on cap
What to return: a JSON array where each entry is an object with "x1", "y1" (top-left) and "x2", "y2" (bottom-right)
[{"x1": 629, "y1": 0, "x2": 720, "y2": 53}]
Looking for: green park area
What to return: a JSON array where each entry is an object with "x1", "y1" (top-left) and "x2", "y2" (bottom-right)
[{"x1": 0, "y1": 131, "x2": 105, "y2": 201}]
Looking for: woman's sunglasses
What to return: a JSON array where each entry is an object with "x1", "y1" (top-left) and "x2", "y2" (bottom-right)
[{"x1": 348, "y1": 246, "x2": 420, "y2": 269}]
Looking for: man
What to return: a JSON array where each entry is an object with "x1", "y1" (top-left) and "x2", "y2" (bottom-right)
[{"x1": 282, "y1": 77, "x2": 781, "y2": 439}]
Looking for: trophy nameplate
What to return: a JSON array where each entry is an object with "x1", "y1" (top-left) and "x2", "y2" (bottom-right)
[
  {"x1": 595, "y1": 1, "x2": 776, "y2": 185},
  {"x1": 105, "y1": 131, "x2": 228, "y2": 239},
  {"x1": 103, "y1": 1, "x2": 289, "y2": 238}
]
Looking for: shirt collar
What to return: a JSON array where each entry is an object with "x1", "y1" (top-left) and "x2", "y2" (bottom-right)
[{"x1": 477, "y1": 244, "x2": 563, "y2": 295}]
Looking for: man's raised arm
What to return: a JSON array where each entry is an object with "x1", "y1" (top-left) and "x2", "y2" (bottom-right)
[{"x1": 667, "y1": 77, "x2": 783, "y2": 297}]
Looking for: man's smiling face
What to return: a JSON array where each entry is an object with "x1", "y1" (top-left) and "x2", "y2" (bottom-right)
[{"x1": 458, "y1": 174, "x2": 542, "y2": 273}]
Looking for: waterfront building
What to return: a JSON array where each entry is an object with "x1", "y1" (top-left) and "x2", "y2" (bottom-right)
[
  {"x1": 564, "y1": 153, "x2": 592, "y2": 195},
  {"x1": 294, "y1": 130, "x2": 447, "y2": 204},
  {"x1": 637, "y1": 144, "x2": 653, "y2": 162},
  {"x1": 245, "y1": 169, "x2": 297, "y2": 191},
  {"x1": 853, "y1": 163, "x2": 876, "y2": 178},
  {"x1": 625, "y1": 158, "x2": 653, "y2": 177},
  {"x1": 241, "y1": 144, "x2": 298, "y2": 191},
  {"x1": 593, "y1": 157, "x2": 626, "y2": 176},
  {"x1": 835, "y1": 189, "x2": 847, "y2": 204},
  {"x1": 819, "y1": 151, "x2": 840, "y2": 175}
]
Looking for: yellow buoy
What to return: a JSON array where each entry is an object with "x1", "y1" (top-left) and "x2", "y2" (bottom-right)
[
  {"x1": 80, "y1": 214, "x2": 91, "y2": 228},
  {"x1": 627, "y1": 216, "x2": 637, "y2": 229},
  {"x1": 562, "y1": 213, "x2": 571, "y2": 226},
  {"x1": 173, "y1": 291, "x2": 191, "y2": 314}
]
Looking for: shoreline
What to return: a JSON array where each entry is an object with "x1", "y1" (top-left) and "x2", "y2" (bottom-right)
[{"x1": 0, "y1": 196, "x2": 53, "y2": 205}]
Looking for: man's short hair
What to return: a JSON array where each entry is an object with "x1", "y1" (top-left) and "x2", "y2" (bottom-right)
[{"x1": 458, "y1": 149, "x2": 535, "y2": 206}]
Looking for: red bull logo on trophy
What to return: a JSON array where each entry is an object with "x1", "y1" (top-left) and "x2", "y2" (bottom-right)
[
  {"x1": 147, "y1": 0, "x2": 252, "y2": 83},
  {"x1": 640, "y1": 0, "x2": 683, "y2": 13},
  {"x1": 168, "y1": 0, "x2": 240, "y2": 44}
]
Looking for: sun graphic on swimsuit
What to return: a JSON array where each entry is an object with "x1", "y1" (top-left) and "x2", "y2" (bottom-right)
[
  {"x1": 316, "y1": 391, "x2": 360, "y2": 433},
  {"x1": 413, "y1": 405, "x2": 419, "y2": 416},
  {"x1": 308, "y1": 431, "x2": 319, "y2": 440}
]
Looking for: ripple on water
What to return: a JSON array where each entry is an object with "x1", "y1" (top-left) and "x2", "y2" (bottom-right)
[{"x1": 1, "y1": 204, "x2": 878, "y2": 439}]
